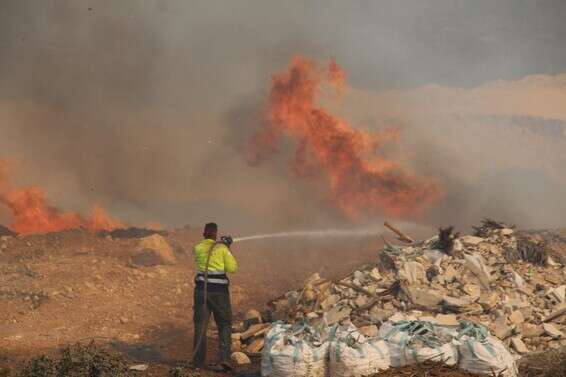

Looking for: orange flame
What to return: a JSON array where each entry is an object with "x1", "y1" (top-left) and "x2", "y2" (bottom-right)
[
  {"x1": 248, "y1": 56, "x2": 442, "y2": 219},
  {"x1": 0, "y1": 162, "x2": 125, "y2": 234}
]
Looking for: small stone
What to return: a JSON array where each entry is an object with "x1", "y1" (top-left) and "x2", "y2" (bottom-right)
[
  {"x1": 129, "y1": 364, "x2": 149, "y2": 371},
  {"x1": 358, "y1": 325, "x2": 378, "y2": 337},
  {"x1": 509, "y1": 310, "x2": 525, "y2": 325},
  {"x1": 302, "y1": 284, "x2": 316, "y2": 302},
  {"x1": 353, "y1": 270, "x2": 365, "y2": 282},
  {"x1": 544, "y1": 303, "x2": 566, "y2": 322},
  {"x1": 495, "y1": 326, "x2": 514, "y2": 340},
  {"x1": 461, "y1": 236, "x2": 485, "y2": 246},
  {"x1": 354, "y1": 295, "x2": 368, "y2": 308},
  {"x1": 519, "y1": 306, "x2": 533, "y2": 321},
  {"x1": 305, "y1": 273, "x2": 322, "y2": 284},
  {"x1": 406, "y1": 287, "x2": 443, "y2": 308},
  {"x1": 510, "y1": 336, "x2": 529, "y2": 354},
  {"x1": 369, "y1": 307, "x2": 393, "y2": 323},
  {"x1": 462, "y1": 283, "x2": 481, "y2": 300},
  {"x1": 442, "y1": 295, "x2": 472, "y2": 312},
  {"x1": 444, "y1": 265, "x2": 458, "y2": 283},
  {"x1": 232, "y1": 340, "x2": 242, "y2": 352},
  {"x1": 521, "y1": 323, "x2": 544, "y2": 338},
  {"x1": 231, "y1": 352, "x2": 251, "y2": 365},
  {"x1": 389, "y1": 312, "x2": 407, "y2": 323},
  {"x1": 369, "y1": 268, "x2": 382, "y2": 281},
  {"x1": 547, "y1": 286, "x2": 565, "y2": 303},
  {"x1": 119, "y1": 317, "x2": 129, "y2": 324},
  {"x1": 246, "y1": 338, "x2": 265, "y2": 354},
  {"x1": 478, "y1": 292, "x2": 498, "y2": 310},
  {"x1": 398, "y1": 261, "x2": 427, "y2": 285},
  {"x1": 501, "y1": 228, "x2": 514, "y2": 236},
  {"x1": 323, "y1": 305, "x2": 351, "y2": 325},
  {"x1": 543, "y1": 323, "x2": 564, "y2": 339},
  {"x1": 245, "y1": 309, "x2": 262, "y2": 323},
  {"x1": 320, "y1": 294, "x2": 340, "y2": 311},
  {"x1": 435, "y1": 314, "x2": 459, "y2": 326}
]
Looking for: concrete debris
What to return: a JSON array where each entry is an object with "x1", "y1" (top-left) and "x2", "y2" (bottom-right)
[
  {"x1": 244, "y1": 309, "x2": 262, "y2": 323},
  {"x1": 434, "y1": 314, "x2": 459, "y2": 326},
  {"x1": 405, "y1": 287, "x2": 443, "y2": 308},
  {"x1": 246, "y1": 338, "x2": 265, "y2": 354},
  {"x1": 245, "y1": 221, "x2": 566, "y2": 361},
  {"x1": 460, "y1": 235, "x2": 484, "y2": 246},
  {"x1": 463, "y1": 253, "x2": 491, "y2": 289},
  {"x1": 397, "y1": 261, "x2": 427, "y2": 285},
  {"x1": 543, "y1": 323, "x2": 564, "y2": 339},
  {"x1": 511, "y1": 336, "x2": 529, "y2": 354},
  {"x1": 129, "y1": 364, "x2": 149, "y2": 371},
  {"x1": 509, "y1": 310, "x2": 525, "y2": 325},
  {"x1": 543, "y1": 303, "x2": 566, "y2": 322},
  {"x1": 323, "y1": 305, "x2": 351, "y2": 325},
  {"x1": 547, "y1": 285, "x2": 565, "y2": 303},
  {"x1": 358, "y1": 324, "x2": 378, "y2": 337}
]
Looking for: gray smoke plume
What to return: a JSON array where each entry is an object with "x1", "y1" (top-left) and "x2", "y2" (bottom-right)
[{"x1": 1, "y1": 1, "x2": 565, "y2": 232}]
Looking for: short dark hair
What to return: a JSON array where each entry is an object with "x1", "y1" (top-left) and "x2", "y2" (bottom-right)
[{"x1": 203, "y1": 222, "x2": 218, "y2": 236}]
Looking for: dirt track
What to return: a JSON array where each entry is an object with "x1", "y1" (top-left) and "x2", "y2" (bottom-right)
[{"x1": 0, "y1": 227, "x2": 381, "y2": 374}]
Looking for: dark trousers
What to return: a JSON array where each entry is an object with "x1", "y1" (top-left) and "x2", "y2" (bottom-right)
[{"x1": 192, "y1": 287, "x2": 232, "y2": 366}]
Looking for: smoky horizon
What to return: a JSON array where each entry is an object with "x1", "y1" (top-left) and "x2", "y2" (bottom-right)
[{"x1": 1, "y1": 1, "x2": 566, "y2": 235}]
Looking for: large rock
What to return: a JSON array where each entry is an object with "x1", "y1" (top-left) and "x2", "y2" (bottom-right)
[
  {"x1": 397, "y1": 261, "x2": 427, "y2": 285},
  {"x1": 323, "y1": 305, "x2": 351, "y2": 325},
  {"x1": 131, "y1": 234, "x2": 176, "y2": 266},
  {"x1": 244, "y1": 309, "x2": 262, "y2": 324},
  {"x1": 231, "y1": 352, "x2": 251, "y2": 365},
  {"x1": 463, "y1": 253, "x2": 491, "y2": 289},
  {"x1": 543, "y1": 323, "x2": 564, "y2": 339},
  {"x1": 405, "y1": 286, "x2": 443, "y2": 308},
  {"x1": 460, "y1": 235, "x2": 485, "y2": 246}
]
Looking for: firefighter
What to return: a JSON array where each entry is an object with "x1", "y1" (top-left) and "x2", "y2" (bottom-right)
[{"x1": 191, "y1": 222, "x2": 237, "y2": 370}]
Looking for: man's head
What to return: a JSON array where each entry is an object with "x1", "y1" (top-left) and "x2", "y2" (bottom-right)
[{"x1": 203, "y1": 222, "x2": 218, "y2": 240}]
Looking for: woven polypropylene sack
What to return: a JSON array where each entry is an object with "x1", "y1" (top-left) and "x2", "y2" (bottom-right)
[
  {"x1": 455, "y1": 321, "x2": 517, "y2": 377},
  {"x1": 329, "y1": 324, "x2": 390, "y2": 377},
  {"x1": 378, "y1": 320, "x2": 458, "y2": 368},
  {"x1": 261, "y1": 323, "x2": 329, "y2": 377},
  {"x1": 386, "y1": 341, "x2": 458, "y2": 368}
]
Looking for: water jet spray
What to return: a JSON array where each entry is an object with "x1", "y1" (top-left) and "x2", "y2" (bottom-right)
[{"x1": 232, "y1": 223, "x2": 426, "y2": 243}]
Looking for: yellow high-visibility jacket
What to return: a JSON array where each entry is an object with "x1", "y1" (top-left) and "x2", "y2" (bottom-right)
[{"x1": 193, "y1": 239, "x2": 238, "y2": 274}]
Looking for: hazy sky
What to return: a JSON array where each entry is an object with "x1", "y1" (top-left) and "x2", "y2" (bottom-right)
[{"x1": 1, "y1": 1, "x2": 565, "y2": 232}]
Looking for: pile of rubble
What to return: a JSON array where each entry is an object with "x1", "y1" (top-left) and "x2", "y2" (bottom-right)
[{"x1": 231, "y1": 220, "x2": 566, "y2": 362}]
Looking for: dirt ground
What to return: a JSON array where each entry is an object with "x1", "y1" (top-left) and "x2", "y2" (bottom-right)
[
  {"x1": 0, "y1": 227, "x2": 382, "y2": 376},
  {"x1": 2, "y1": 226, "x2": 565, "y2": 377}
]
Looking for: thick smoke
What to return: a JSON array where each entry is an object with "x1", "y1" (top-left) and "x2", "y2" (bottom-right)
[{"x1": 1, "y1": 1, "x2": 565, "y2": 232}]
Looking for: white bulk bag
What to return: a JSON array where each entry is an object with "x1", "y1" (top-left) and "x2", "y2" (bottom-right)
[
  {"x1": 329, "y1": 324, "x2": 390, "y2": 377},
  {"x1": 455, "y1": 321, "x2": 518, "y2": 377},
  {"x1": 262, "y1": 322, "x2": 329, "y2": 377},
  {"x1": 378, "y1": 320, "x2": 458, "y2": 368}
]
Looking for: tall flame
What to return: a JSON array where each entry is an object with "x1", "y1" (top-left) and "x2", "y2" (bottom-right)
[{"x1": 248, "y1": 56, "x2": 441, "y2": 219}]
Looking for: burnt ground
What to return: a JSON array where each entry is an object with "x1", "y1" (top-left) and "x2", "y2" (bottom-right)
[{"x1": 0, "y1": 227, "x2": 382, "y2": 376}]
